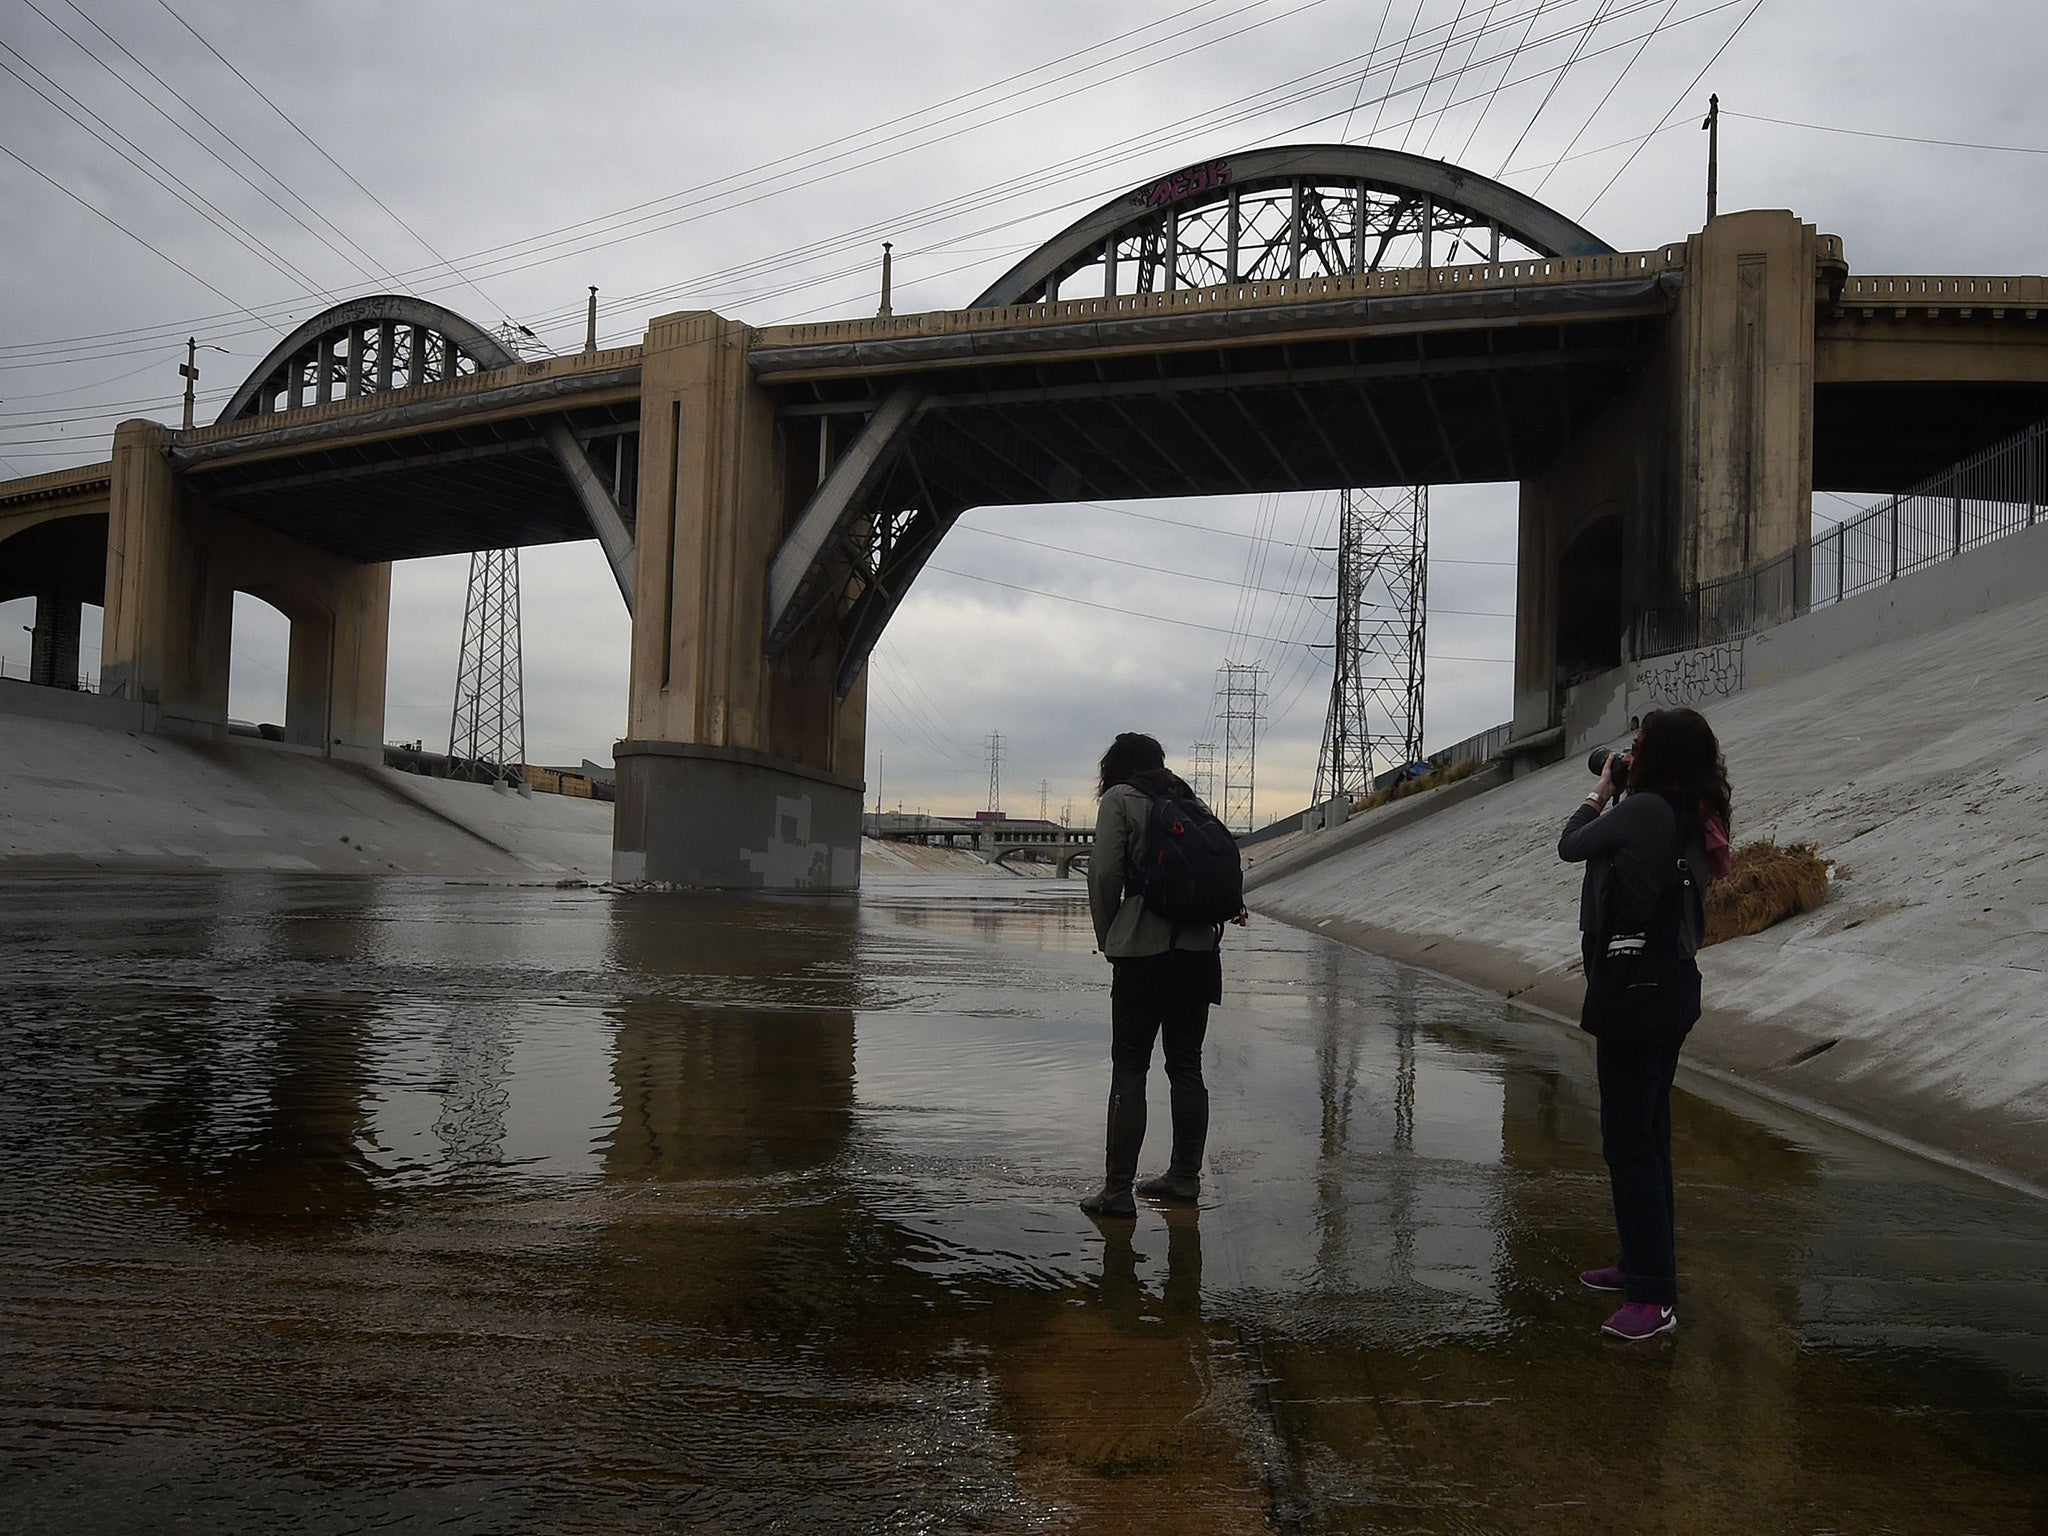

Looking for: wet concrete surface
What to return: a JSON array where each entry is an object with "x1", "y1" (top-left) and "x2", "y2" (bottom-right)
[{"x1": 0, "y1": 872, "x2": 2043, "y2": 1533}]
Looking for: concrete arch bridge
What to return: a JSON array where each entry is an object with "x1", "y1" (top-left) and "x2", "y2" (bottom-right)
[{"x1": 5, "y1": 143, "x2": 2046, "y2": 886}]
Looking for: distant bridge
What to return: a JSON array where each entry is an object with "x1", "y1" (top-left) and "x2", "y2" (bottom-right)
[
  {"x1": 6, "y1": 141, "x2": 2047, "y2": 888},
  {"x1": 865, "y1": 813, "x2": 1092, "y2": 876}
]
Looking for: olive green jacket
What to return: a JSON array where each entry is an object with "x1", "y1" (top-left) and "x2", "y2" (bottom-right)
[{"x1": 1088, "y1": 783, "x2": 1225, "y2": 958}]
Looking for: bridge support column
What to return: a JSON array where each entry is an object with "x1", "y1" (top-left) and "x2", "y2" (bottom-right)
[
  {"x1": 614, "y1": 312, "x2": 867, "y2": 890},
  {"x1": 101, "y1": 419, "x2": 391, "y2": 759},
  {"x1": 28, "y1": 593, "x2": 82, "y2": 688},
  {"x1": 1515, "y1": 379, "x2": 1667, "y2": 737},
  {"x1": 1516, "y1": 210, "x2": 1822, "y2": 732},
  {"x1": 1673, "y1": 209, "x2": 1820, "y2": 596}
]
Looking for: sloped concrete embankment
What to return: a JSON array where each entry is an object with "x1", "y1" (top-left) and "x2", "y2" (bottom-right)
[
  {"x1": 0, "y1": 709, "x2": 614, "y2": 879},
  {"x1": 1251, "y1": 525, "x2": 2048, "y2": 1192}
]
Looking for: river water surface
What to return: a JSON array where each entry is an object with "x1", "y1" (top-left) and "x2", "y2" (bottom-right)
[{"x1": 2, "y1": 872, "x2": 2044, "y2": 1533}]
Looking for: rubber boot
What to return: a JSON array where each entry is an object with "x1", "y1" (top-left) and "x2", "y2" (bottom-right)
[
  {"x1": 1079, "y1": 1072, "x2": 1147, "y2": 1219},
  {"x1": 1137, "y1": 1076, "x2": 1207, "y2": 1203}
]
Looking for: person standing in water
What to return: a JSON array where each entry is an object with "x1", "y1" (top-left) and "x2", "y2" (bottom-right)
[{"x1": 1081, "y1": 732, "x2": 1236, "y2": 1218}]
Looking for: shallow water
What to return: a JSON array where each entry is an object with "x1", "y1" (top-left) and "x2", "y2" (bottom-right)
[{"x1": 1, "y1": 872, "x2": 2043, "y2": 1533}]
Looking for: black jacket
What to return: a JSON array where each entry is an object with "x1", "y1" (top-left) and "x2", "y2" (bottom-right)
[{"x1": 1558, "y1": 791, "x2": 1708, "y2": 953}]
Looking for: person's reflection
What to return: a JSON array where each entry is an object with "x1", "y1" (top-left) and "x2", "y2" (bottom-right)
[{"x1": 1091, "y1": 1208, "x2": 1205, "y2": 1333}]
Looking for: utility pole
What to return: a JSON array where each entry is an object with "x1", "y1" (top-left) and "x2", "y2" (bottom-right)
[
  {"x1": 1039, "y1": 779, "x2": 1049, "y2": 822},
  {"x1": 1702, "y1": 93, "x2": 1720, "y2": 223},
  {"x1": 985, "y1": 730, "x2": 1004, "y2": 812},
  {"x1": 1218, "y1": 662, "x2": 1265, "y2": 833},
  {"x1": 878, "y1": 242, "x2": 894, "y2": 319},
  {"x1": 178, "y1": 337, "x2": 199, "y2": 429},
  {"x1": 585, "y1": 286, "x2": 599, "y2": 352}
]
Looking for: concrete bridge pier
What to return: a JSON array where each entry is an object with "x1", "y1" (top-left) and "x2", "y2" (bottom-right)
[
  {"x1": 101, "y1": 420, "x2": 391, "y2": 760},
  {"x1": 612, "y1": 312, "x2": 867, "y2": 890},
  {"x1": 1514, "y1": 209, "x2": 1831, "y2": 736},
  {"x1": 28, "y1": 593, "x2": 83, "y2": 688}
]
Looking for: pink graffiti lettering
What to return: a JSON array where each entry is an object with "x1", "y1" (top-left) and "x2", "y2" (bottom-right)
[{"x1": 1138, "y1": 159, "x2": 1232, "y2": 208}]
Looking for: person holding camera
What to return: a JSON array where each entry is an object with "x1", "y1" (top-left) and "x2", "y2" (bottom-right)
[
  {"x1": 1079, "y1": 732, "x2": 1242, "y2": 1219},
  {"x1": 1558, "y1": 707, "x2": 1732, "y2": 1341}
]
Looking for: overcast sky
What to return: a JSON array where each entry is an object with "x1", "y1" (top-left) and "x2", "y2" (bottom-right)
[{"x1": 4, "y1": 0, "x2": 2045, "y2": 822}]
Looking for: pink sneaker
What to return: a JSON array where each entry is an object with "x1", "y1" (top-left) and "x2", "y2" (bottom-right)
[
  {"x1": 1578, "y1": 1264, "x2": 1626, "y2": 1292},
  {"x1": 1601, "y1": 1302, "x2": 1676, "y2": 1341}
]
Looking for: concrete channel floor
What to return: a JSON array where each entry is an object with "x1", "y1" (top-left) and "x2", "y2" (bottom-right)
[{"x1": 0, "y1": 872, "x2": 2042, "y2": 1533}]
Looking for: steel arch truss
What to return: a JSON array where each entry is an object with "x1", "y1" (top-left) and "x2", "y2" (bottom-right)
[
  {"x1": 765, "y1": 145, "x2": 1613, "y2": 694},
  {"x1": 215, "y1": 296, "x2": 636, "y2": 607}
]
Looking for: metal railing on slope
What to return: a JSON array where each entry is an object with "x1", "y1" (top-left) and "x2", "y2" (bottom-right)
[{"x1": 1635, "y1": 419, "x2": 2048, "y2": 657}]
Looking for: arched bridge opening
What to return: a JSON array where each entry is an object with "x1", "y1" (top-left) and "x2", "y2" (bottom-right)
[
  {"x1": 761, "y1": 144, "x2": 1630, "y2": 699},
  {"x1": 0, "y1": 506, "x2": 107, "y2": 690},
  {"x1": 187, "y1": 296, "x2": 639, "y2": 602}
]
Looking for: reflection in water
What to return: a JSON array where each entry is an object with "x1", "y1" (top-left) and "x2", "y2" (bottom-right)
[
  {"x1": 0, "y1": 874, "x2": 2043, "y2": 1534},
  {"x1": 603, "y1": 892, "x2": 859, "y2": 1180},
  {"x1": 1094, "y1": 1208, "x2": 1205, "y2": 1333}
]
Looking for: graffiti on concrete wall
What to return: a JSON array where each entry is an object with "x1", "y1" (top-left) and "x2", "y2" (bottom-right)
[{"x1": 1630, "y1": 640, "x2": 1745, "y2": 713}]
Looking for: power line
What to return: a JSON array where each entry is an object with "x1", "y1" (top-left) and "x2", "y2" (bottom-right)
[
  {"x1": 0, "y1": 140, "x2": 258, "y2": 317},
  {"x1": 0, "y1": 42, "x2": 342, "y2": 300},
  {"x1": 1724, "y1": 110, "x2": 2048, "y2": 157},
  {"x1": 28, "y1": 0, "x2": 396, "y2": 289},
  {"x1": 151, "y1": 0, "x2": 503, "y2": 317},
  {"x1": 1529, "y1": 0, "x2": 1680, "y2": 194},
  {"x1": 1494, "y1": 0, "x2": 1615, "y2": 176},
  {"x1": 3, "y1": 0, "x2": 1656, "y2": 365},
  {"x1": 923, "y1": 563, "x2": 1332, "y2": 647},
  {"x1": 1580, "y1": 0, "x2": 1767, "y2": 218}
]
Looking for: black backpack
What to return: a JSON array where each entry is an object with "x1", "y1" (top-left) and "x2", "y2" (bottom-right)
[{"x1": 1127, "y1": 782, "x2": 1244, "y2": 927}]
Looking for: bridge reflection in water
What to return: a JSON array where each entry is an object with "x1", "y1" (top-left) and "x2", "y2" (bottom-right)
[{"x1": 0, "y1": 874, "x2": 2043, "y2": 1532}]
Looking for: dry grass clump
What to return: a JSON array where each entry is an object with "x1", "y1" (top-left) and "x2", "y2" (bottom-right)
[
  {"x1": 1703, "y1": 840, "x2": 1835, "y2": 947},
  {"x1": 1353, "y1": 757, "x2": 1480, "y2": 814}
]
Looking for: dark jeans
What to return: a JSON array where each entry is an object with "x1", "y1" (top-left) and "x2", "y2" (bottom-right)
[
  {"x1": 1592, "y1": 958, "x2": 1699, "y2": 1306},
  {"x1": 1107, "y1": 950, "x2": 1218, "y2": 1175}
]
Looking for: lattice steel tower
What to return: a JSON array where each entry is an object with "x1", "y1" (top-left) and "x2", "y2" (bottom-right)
[
  {"x1": 1315, "y1": 487, "x2": 1428, "y2": 805},
  {"x1": 985, "y1": 731, "x2": 1004, "y2": 813},
  {"x1": 448, "y1": 548, "x2": 526, "y2": 785},
  {"x1": 1218, "y1": 662, "x2": 1265, "y2": 834},
  {"x1": 1186, "y1": 740, "x2": 1218, "y2": 807}
]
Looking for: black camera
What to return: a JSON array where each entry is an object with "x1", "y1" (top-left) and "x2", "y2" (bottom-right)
[{"x1": 1587, "y1": 746, "x2": 1632, "y2": 788}]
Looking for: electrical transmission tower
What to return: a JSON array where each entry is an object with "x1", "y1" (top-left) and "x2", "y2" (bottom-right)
[
  {"x1": 448, "y1": 548, "x2": 526, "y2": 785},
  {"x1": 985, "y1": 731, "x2": 1004, "y2": 812},
  {"x1": 1186, "y1": 740, "x2": 1218, "y2": 807},
  {"x1": 1314, "y1": 486, "x2": 1428, "y2": 806},
  {"x1": 1217, "y1": 662, "x2": 1265, "y2": 833}
]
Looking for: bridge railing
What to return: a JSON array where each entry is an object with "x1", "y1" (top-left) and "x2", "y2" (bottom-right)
[
  {"x1": 760, "y1": 246, "x2": 1685, "y2": 350},
  {"x1": 1635, "y1": 419, "x2": 2048, "y2": 655},
  {"x1": 173, "y1": 344, "x2": 646, "y2": 446},
  {"x1": 1835, "y1": 273, "x2": 2048, "y2": 311},
  {"x1": 1428, "y1": 721, "x2": 1514, "y2": 775}
]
